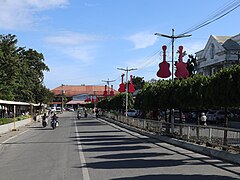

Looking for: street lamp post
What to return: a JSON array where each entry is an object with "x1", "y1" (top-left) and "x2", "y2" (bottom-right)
[
  {"x1": 155, "y1": 29, "x2": 191, "y2": 133},
  {"x1": 155, "y1": 29, "x2": 192, "y2": 80},
  {"x1": 117, "y1": 67, "x2": 137, "y2": 118},
  {"x1": 61, "y1": 84, "x2": 64, "y2": 112},
  {"x1": 102, "y1": 78, "x2": 116, "y2": 95}
]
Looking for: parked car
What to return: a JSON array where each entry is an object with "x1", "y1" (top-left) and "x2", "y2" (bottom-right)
[
  {"x1": 173, "y1": 110, "x2": 185, "y2": 123},
  {"x1": 206, "y1": 110, "x2": 232, "y2": 124},
  {"x1": 127, "y1": 109, "x2": 139, "y2": 117},
  {"x1": 56, "y1": 107, "x2": 62, "y2": 113},
  {"x1": 68, "y1": 108, "x2": 74, "y2": 112},
  {"x1": 51, "y1": 107, "x2": 56, "y2": 112}
]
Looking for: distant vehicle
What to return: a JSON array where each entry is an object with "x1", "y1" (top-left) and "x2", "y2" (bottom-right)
[
  {"x1": 206, "y1": 110, "x2": 232, "y2": 124},
  {"x1": 56, "y1": 107, "x2": 62, "y2": 112},
  {"x1": 127, "y1": 109, "x2": 139, "y2": 117},
  {"x1": 68, "y1": 108, "x2": 74, "y2": 112},
  {"x1": 173, "y1": 110, "x2": 185, "y2": 123},
  {"x1": 51, "y1": 107, "x2": 56, "y2": 111}
]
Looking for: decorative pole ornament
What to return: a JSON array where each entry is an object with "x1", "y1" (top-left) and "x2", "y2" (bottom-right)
[
  {"x1": 118, "y1": 74, "x2": 126, "y2": 92},
  {"x1": 110, "y1": 85, "x2": 114, "y2": 96},
  {"x1": 175, "y1": 46, "x2": 189, "y2": 78},
  {"x1": 128, "y1": 75, "x2": 135, "y2": 93},
  {"x1": 84, "y1": 96, "x2": 91, "y2": 102},
  {"x1": 103, "y1": 85, "x2": 108, "y2": 96},
  {"x1": 157, "y1": 45, "x2": 171, "y2": 78}
]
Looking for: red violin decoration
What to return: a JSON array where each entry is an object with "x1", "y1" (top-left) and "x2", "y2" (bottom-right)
[
  {"x1": 157, "y1": 45, "x2": 171, "y2": 78},
  {"x1": 175, "y1": 46, "x2": 189, "y2": 78},
  {"x1": 110, "y1": 85, "x2": 114, "y2": 96},
  {"x1": 128, "y1": 75, "x2": 135, "y2": 93},
  {"x1": 103, "y1": 85, "x2": 108, "y2": 96},
  {"x1": 118, "y1": 74, "x2": 125, "y2": 92},
  {"x1": 91, "y1": 96, "x2": 95, "y2": 103},
  {"x1": 84, "y1": 96, "x2": 91, "y2": 102}
]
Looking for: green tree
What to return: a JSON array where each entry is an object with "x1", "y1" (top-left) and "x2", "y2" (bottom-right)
[
  {"x1": 132, "y1": 76, "x2": 145, "y2": 90},
  {"x1": 0, "y1": 34, "x2": 20, "y2": 100},
  {"x1": 0, "y1": 34, "x2": 50, "y2": 104}
]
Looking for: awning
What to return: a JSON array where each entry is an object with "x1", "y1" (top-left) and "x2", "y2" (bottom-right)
[{"x1": 66, "y1": 100, "x2": 88, "y2": 105}]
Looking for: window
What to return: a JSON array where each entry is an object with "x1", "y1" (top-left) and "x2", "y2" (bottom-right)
[{"x1": 210, "y1": 43, "x2": 215, "y2": 59}]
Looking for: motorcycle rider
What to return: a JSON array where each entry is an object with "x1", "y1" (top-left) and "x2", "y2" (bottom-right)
[
  {"x1": 51, "y1": 113, "x2": 59, "y2": 127},
  {"x1": 95, "y1": 108, "x2": 99, "y2": 118},
  {"x1": 77, "y1": 110, "x2": 81, "y2": 119},
  {"x1": 42, "y1": 113, "x2": 48, "y2": 127}
]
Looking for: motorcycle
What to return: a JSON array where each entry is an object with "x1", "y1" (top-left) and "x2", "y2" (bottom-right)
[
  {"x1": 42, "y1": 114, "x2": 48, "y2": 127},
  {"x1": 51, "y1": 116, "x2": 59, "y2": 129},
  {"x1": 51, "y1": 118, "x2": 57, "y2": 129},
  {"x1": 96, "y1": 112, "x2": 99, "y2": 119},
  {"x1": 77, "y1": 111, "x2": 81, "y2": 120}
]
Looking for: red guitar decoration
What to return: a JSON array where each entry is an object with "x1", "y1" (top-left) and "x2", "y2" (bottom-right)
[
  {"x1": 157, "y1": 45, "x2": 171, "y2": 78},
  {"x1": 91, "y1": 96, "x2": 95, "y2": 103},
  {"x1": 175, "y1": 46, "x2": 189, "y2": 78},
  {"x1": 110, "y1": 85, "x2": 114, "y2": 96},
  {"x1": 118, "y1": 74, "x2": 125, "y2": 92},
  {"x1": 128, "y1": 75, "x2": 135, "y2": 93},
  {"x1": 103, "y1": 85, "x2": 108, "y2": 96},
  {"x1": 84, "y1": 96, "x2": 91, "y2": 102}
]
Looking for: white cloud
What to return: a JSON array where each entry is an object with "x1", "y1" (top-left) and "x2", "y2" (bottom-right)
[
  {"x1": 44, "y1": 31, "x2": 102, "y2": 46},
  {"x1": 64, "y1": 46, "x2": 96, "y2": 63},
  {"x1": 0, "y1": 0, "x2": 68, "y2": 30},
  {"x1": 126, "y1": 31, "x2": 158, "y2": 49},
  {"x1": 44, "y1": 31, "x2": 103, "y2": 63}
]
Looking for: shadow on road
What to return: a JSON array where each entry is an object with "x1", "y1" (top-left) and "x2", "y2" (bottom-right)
[
  {"x1": 111, "y1": 174, "x2": 239, "y2": 180},
  {"x1": 95, "y1": 152, "x2": 172, "y2": 159}
]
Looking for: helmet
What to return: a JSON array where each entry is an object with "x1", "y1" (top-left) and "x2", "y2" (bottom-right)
[{"x1": 201, "y1": 112, "x2": 205, "y2": 116}]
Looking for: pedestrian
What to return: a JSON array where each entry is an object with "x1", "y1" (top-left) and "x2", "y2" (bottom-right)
[{"x1": 201, "y1": 112, "x2": 207, "y2": 126}]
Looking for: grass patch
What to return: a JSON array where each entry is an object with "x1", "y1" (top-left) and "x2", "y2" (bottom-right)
[{"x1": 0, "y1": 115, "x2": 31, "y2": 125}]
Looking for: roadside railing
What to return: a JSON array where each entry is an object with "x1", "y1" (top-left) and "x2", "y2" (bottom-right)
[{"x1": 103, "y1": 112, "x2": 240, "y2": 153}]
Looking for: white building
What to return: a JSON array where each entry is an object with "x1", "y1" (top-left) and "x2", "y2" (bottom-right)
[{"x1": 196, "y1": 34, "x2": 240, "y2": 76}]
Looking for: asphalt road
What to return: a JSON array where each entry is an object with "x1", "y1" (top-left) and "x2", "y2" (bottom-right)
[{"x1": 0, "y1": 112, "x2": 239, "y2": 180}]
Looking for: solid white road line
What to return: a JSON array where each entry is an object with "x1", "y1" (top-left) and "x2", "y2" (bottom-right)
[
  {"x1": 1, "y1": 130, "x2": 29, "y2": 144},
  {"x1": 74, "y1": 119, "x2": 90, "y2": 180}
]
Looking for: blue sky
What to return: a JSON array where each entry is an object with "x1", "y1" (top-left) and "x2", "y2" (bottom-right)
[{"x1": 0, "y1": 0, "x2": 239, "y2": 90}]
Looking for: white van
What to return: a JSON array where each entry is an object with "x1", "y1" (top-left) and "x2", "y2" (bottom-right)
[{"x1": 56, "y1": 107, "x2": 62, "y2": 112}]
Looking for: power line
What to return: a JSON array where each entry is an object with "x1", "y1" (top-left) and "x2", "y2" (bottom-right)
[{"x1": 179, "y1": 0, "x2": 240, "y2": 36}]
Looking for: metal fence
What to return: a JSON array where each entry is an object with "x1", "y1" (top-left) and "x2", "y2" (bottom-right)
[{"x1": 104, "y1": 112, "x2": 240, "y2": 152}]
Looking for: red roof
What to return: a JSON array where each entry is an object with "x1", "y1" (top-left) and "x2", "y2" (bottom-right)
[{"x1": 51, "y1": 85, "x2": 118, "y2": 97}]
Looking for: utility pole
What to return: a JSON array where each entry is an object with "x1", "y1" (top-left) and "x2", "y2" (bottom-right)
[
  {"x1": 61, "y1": 84, "x2": 64, "y2": 112},
  {"x1": 155, "y1": 29, "x2": 191, "y2": 134},
  {"x1": 155, "y1": 29, "x2": 192, "y2": 80},
  {"x1": 102, "y1": 78, "x2": 116, "y2": 95},
  {"x1": 117, "y1": 67, "x2": 137, "y2": 118}
]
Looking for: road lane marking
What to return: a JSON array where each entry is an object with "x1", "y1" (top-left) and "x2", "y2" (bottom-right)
[
  {"x1": 74, "y1": 119, "x2": 90, "y2": 180},
  {"x1": 1, "y1": 130, "x2": 29, "y2": 144}
]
